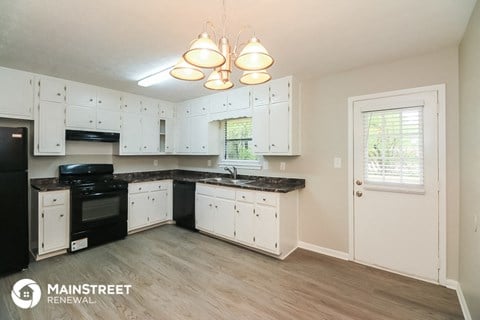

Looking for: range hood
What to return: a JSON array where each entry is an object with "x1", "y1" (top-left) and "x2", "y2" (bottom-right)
[{"x1": 65, "y1": 130, "x2": 120, "y2": 143}]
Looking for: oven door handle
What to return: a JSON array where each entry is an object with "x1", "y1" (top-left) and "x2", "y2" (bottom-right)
[{"x1": 76, "y1": 190, "x2": 126, "y2": 197}]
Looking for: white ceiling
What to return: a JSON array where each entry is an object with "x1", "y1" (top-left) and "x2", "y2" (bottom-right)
[{"x1": 0, "y1": 0, "x2": 476, "y2": 102}]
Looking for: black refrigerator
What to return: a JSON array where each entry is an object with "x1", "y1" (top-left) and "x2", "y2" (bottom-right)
[{"x1": 0, "y1": 127, "x2": 29, "y2": 275}]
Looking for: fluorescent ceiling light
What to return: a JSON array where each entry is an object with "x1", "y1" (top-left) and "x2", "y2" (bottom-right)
[{"x1": 138, "y1": 67, "x2": 174, "y2": 87}]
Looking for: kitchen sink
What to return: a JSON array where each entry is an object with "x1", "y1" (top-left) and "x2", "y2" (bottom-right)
[{"x1": 202, "y1": 177, "x2": 255, "y2": 185}]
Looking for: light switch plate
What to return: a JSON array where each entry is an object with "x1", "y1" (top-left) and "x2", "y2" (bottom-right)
[
  {"x1": 153, "y1": 159, "x2": 158, "y2": 166},
  {"x1": 280, "y1": 162, "x2": 286, "y2": 171},
  {"x1": 207, "y1": 159, "x2": 212, "y2": 167}
]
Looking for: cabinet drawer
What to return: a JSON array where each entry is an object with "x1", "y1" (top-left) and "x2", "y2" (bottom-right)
[
  {"x1": 147, "y1": 180, "x2": 170, "y2": 191},
  {"x1": 236, "y1": 190, "x2": 255, "y2": 203},
  {"x1": 255, "y1": 192, "x2": 278, "y2": 207},
  {"x1": 196, "y1": 183, "x2": 217, "y2": 197},
  {"x1": 215, "y1": 187, "x2": 235, "y2": 200},
  {"x1": 42, "y1": 191, "x2": 67, "y2": 207},
  {"x1": 129, "y1": 183, "x2": 149, "y2": 194}
]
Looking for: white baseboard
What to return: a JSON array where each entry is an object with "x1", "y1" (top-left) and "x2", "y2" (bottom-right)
[
  {"x1": 455, "y1": 281, "x2": 472, "y2": 320},
  {"x1": 297, "y1": 241, "x2": 349, "y2": 260},
  {"x1": 445, "y1": 279, "x2": 458, "y2": 290}
]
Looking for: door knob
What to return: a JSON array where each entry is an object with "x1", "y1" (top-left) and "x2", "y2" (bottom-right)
[
  {"x1": 356, "y1": 191, "x2": 363, "y2": 197},
  {"x1": 355, "y1": 180, "x2": 363, "y2": 186}
]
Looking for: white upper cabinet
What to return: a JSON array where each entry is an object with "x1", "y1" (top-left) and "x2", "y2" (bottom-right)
[
  {"x1": 159, "y1": 101, "x2": 174, "y2": 118},
  {"x1": 34, "y1": 76, "x2": 66, "y2": 156},
  {"x1": 189, "y1": 96, "x2": 209, "y2": 116},
  {"x1": 227, "y1": 86, "x2": 250, "y2": 110},
  {"x1": 66, "y1": 81, "x2": 121, "y2": 132},
  {"x1": 0, "y1": 67, "x2": 34, "y2": 120},
  {"x1": 251, "y1": 76, "x2": 301, "y2": 156},
  {"x1": 66, "y1": 82, "x2": 96, "y2": 107},
  {"x1": 209, "y1": 87, "x2": 251, "y2": 116},
  {"x1": 122, "y1": 94, "x2": 143, "y2": 113}
]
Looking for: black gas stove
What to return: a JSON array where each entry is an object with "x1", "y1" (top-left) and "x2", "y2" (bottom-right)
[{"x1": 59, "y1": 164, "x2": 128, "y2": 252}]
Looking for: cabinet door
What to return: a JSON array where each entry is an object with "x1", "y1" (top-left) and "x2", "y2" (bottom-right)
[
  {"x1": 142, "y1": 116, "x2": 160, "y2": 153},
  {"x1": 214, "y1": 198, "x2": 235, "y2": 239},
  {"x1": 174, "y1": 115, "x2": 191, "y2": 153},
  {"x1": 66, "y1": 105, "x2": 96, "y2": 130},
  {"x1": 66, "y1": 82, "x2": 96, "y2": 107},
  {"x1": 190, "y1": 115, "x2": 208, "y2": 153},
  {"x1": 120, "y1": 113, "x2": 142, "y2": 154},
  {"x1": 37, "y1": 101, "x2": 65, "y2": 155},
  {"x1": 253, "y1": 205, "x2": 279, "y2": 253},
  {"x1": 252, "y1": 84, "x2": 269, "y2": 106},
  {"x1": 164, "y1": 118, "x2": 174, "y2": 153},
  {"x1": 235, "y1": 202, "x2": 254, "y2": 245},
  {"x1": 159, "y1": 102, "x2": 174, "y2": 118},
  {"x1": 228, "y1": 87, "x2": 250, "y2": 110},
  {"x1": 123, "y1": 94, "x2": 143, "y2": 113},
  {"x1": 252, "y1": 105, "x2": 269, "y2": 153},
  {"x1": 210, "y1": 93, "x2": 228, "y2": 113},
  {"x1": 41, "y1": 205, "x2": 68, "y2": 253},
  {"x1": 268, "y1": 102, "x2": 289, "y2": 153},
  {"x1": 39, "y1": 77, "x2": 65, "y2": 103},
  {"x1": 97, "y1": 109, "x2": 121, "y2": 132},
  {"x1": 270, "y1": 77, "x2": 290, "y2": 104},
  {"x1": 97, "y1": 88, "x2": 121, "y2": 111},
  {"x1": 150, "y1": 190, "x2": 168, "y2": 223},
  {"x1": 195, "y1": 194, "x2": 214, "y2": 232},
  {"x1": 128, "y1": 193, "x2": 150, "y2": 231},
  {"x1": 0, "y1": 67, "x2": 33, "y2": 119}
]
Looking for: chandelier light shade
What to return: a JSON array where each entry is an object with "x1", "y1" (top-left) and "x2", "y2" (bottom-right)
[
  {"x1": 239, "y1": 69, "x2": 271, "y2": 85},
  {"x1": 204, "y1": 70, "x2": 234, "y2": 90},
  {"x1": 168, "y1": 0, "x2": 274, "y2": 91},
  {"x1": 234, "y1": 37, "x2": 274, "y2": 71},
  {"x1": 183, "y1": 32, "x2": 226, "y2": 69},
  {"x1": 169, "y1": 57, "x2": 205, "y2": 81}
]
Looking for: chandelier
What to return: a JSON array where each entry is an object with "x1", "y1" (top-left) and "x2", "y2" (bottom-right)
[{"x1": 169, "y1": 0, "x2": 274, "y2": 90}]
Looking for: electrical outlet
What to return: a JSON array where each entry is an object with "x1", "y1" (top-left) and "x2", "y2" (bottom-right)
[
  {"x1": 334, "y1": 157, "x2": 342, "y2": 169},
  {"x1": 280, "y1": 162, "x2": 286, "y2": 171},
  {"x1": 207, "y1": 159, "x2": 212, "y2": 167},
  {"x1": 153, "y1": 159, "x2": 158, "y2": 167}
]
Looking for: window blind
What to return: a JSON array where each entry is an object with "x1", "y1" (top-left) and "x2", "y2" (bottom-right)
[{"x1": 363, "y1": 106, "x2": 424, "y2": 187}]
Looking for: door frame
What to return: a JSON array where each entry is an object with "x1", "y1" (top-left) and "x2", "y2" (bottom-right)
[{"x1": 347, "y1": 84, "x2": 446, "y2": 285}]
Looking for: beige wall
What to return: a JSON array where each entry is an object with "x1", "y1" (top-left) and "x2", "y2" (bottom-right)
[
  {"x1": 178, "y1": 46, "x2": 460, "y2": 280},
  {"x1": 459, "y1": 0, "x2": 480, "y2": 317}
]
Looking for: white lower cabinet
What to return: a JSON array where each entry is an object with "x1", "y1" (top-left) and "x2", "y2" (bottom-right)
[
  {"x1": 30, "y1": 189, "x2": 70, "y2": 260},
  {"x1": 128, "y1": 180, "x2": 172, "y2": 233},
  {"x1": 195, "y1": 184, "x2": 298, "y2": 259}
]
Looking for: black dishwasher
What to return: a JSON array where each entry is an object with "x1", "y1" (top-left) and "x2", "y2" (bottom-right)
[{"x1": 173, "y1": 180, "x2": 196, "y2": 231}]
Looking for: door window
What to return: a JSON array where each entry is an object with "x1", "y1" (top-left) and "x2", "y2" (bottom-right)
[{"x1": 363, "y1": 106, "x2": 424, "y2": 188}]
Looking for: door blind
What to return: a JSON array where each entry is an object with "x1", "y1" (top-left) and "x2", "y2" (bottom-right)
[{"x1": 363, "y1": 106, "x2": 424, "y2": 187}]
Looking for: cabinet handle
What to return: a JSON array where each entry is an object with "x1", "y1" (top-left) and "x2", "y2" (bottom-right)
[
  {"x1": 256, "y1": 214, "x2": 259, "y2": 217},
  {"x1": 144, "y1": 146, "x2": 147, "y2": 149},
  {"x1": 209, "y1": 204, "x2": 212, "y2": 207},
  {"x1": 272, "y1": 94, "x2": 276, "y2": 97},
  {"x1": 131, "y1": 201, "x2": 134, "y2": 205},
  {"x1": 60, "y1": 214, "x2": 64, "y2": 217},
  {"x1": 56, "y1": 93, "x2": 61, "y2": 96},
  {"x1": 255, "y1": 97, "x2": 258, "y2": 100},
  {"x1": 215, "y1": 205, "x2": 218, "y2": 208},
  {"x1": 152, "y1": 198, "x2": 155, "y2": 201},
  {"x1": 98, "y1": 100, "x2": 102, "y2": 104},
  {"x1": 53, "y1": 199, "x2": 57, "y2": 202},
  {"x1": 90, "y1": 98, "x2": 94, "y2": 102},
  {"x1": 242, "y1": 195, "x2": 245, "y2": 199},
  {"x1": 271, "y1": 144, "x2": 275, "y2": 147},
  {"x1": 89, "y1": 120, "x2": 93, "y2": 123},
  {"x1": 139, "y1": 187, "x2": 142, "y2": 190},
  {"x1": 56, "y1": 143, "x2": 60, "y2": 147},
  {"x1": 124, "y1": 145, "x2": 127, "y2": 148},
  {"x1": 254, "y1": 144, "x2": 258, "y2": 147},
  {"x1": 263, "y1": 198, "x2": 266, "y2": 201},
  {"x1": 236, "y1": 210, "x2": 239, "y2": 213},
  {"x1": 98, "y1": 121, "x2": 102, "y2": 124}
]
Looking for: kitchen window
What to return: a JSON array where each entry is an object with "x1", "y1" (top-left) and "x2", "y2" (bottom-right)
[{"x1": 220, "y1": 118, "x2": 261, "y2": 169}]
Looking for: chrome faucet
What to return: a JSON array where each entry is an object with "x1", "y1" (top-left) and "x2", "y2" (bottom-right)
[{"x1": 224, "y1": 166, "x2": 237, "y2": 179}]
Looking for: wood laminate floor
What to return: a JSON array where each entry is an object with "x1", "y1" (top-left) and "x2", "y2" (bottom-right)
[{"x1": 0, "y1": 225, "x2": 463, "y2": 320}]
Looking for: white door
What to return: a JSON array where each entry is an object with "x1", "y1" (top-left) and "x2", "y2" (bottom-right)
[
  {"x1": 37, "y1": 101, "x2": 65, "y2": 154},
  {"x1": 66, "y1": 82, "x2": 96, "y2": 107},
  {"x1": 214, "y1": 198, "x2": 235, "y2": 239},
  {"x1": 66, "y1": 105, "x2": 96, "y2": 130},
  {"x1": 0, "y1": 67, "x2": 33, "y2": 119},
  {"x1": 150, "y1": 190, "x2": 168, "y2": 223},
  {"x1": 190, "y1": 115, "x2": 208, "y2": 153},
  {"x1": 353, "y1": 90, "x2": 439, "y2": 282},
  {"x1": 39, "y1": 77, "x2": 65, "y2": 103},
  {"x1": 195, "y1": 194, "x2": 214, "y2": 232},
  {"x1": 252, "y1": 105, "x2": 269, "y2": 153},
  {"x1": 121, "y1": 114, "x2": 142, "y2": 154},
  {"x1": 42, "y1": 206, "x2": 68, "y2": 253},
  {"x1": 141, "y1": 116, "x2": 160, "y2": 153},
  {"x1": 269, "y1": 102, "x2": 290, "y2": 153},
  {"x1": 128, "y1": 193, "x2": 149, "y2": 231},
  {"x1": 235, "y1": 202, "x2": 254, "y2": 245},
  {"x1": 253, "y1": 205, "x2": 279, "y2": 254},
  {"x1": 97, "y1": 109, "x2": 121, "y2": 132}
]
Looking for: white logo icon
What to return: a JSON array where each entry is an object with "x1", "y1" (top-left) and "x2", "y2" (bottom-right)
[{"x1": 11, "y1": 279, "x2": 42, "y2": 309}]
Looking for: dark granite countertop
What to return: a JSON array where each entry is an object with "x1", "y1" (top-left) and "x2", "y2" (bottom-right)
[
  {"x1": 31, "y1": 170, "x2": 305, "y2": 193},
  {"x1": 30, "y1": 178, "x2": 70, "y2": 192}
]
